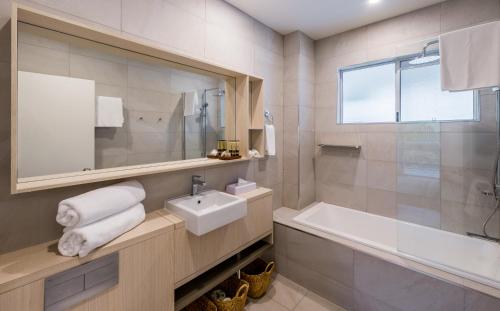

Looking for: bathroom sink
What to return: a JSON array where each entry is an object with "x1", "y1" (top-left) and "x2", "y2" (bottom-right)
[{"x1": 165, "y1": 190, "x2": 247, "y2": 236}]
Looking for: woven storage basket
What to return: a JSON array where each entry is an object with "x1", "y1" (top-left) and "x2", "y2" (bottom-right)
[
  {"x1": 240, "y1": 259, "x2": 275, "y2": 299},
  {"x1": 210, "y1": 276, "x2": 249, "y2": 311},
  {"x1": 183, "y1": 295, "x2": 217, "y2": 311}
]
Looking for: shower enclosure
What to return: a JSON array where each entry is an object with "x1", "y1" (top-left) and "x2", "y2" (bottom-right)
[{"x1": 182, "y1": 87, "x2": 226, "y2": 159}]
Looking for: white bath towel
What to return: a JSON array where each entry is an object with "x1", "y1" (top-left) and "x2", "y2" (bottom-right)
[
  {"x1": 183, "y1": 91, "x2": 199, "y2": 116},
  {"x1": 265, "y1": 124, "x2": 276, "y2": 156},
  {"x1": 440, "y1": 21, "x2": 500, "y2": 91},
  {"x1": 56, "y1": 180, "x2": 146, "y2": 228},
  {"x1": 95, "y1": 96, "x2": 124, "y2": 127},
  {"x1": 58, "y1": 203, "x2": 146, "y2": 257}
]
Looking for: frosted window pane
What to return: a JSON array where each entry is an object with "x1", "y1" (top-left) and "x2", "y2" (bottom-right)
[
  {"x1": 342, "y1": 63, "x2": 396, "y2": 123},
  {"x1": 401, "y1": 62, "x2": 474, "y2": 122}
]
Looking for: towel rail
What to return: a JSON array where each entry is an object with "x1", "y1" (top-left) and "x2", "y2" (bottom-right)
[{"x1": 318, "y1": 144, "x2": 361, "y2": 150}]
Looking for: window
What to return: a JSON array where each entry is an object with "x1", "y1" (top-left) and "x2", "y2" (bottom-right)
[{"x1": 338, "y1": 54, "x2": 477, "y2": 124}]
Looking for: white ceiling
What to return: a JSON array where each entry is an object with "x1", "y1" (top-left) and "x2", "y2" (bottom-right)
[{"x1": 225, "y1": 0, "x2": 445, "y2": 40}]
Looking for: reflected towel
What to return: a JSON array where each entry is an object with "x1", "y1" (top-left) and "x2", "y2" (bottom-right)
[
  {"x1": 58, "y1": 204, "x2": 145, "y2": 257},
  {"x1": 440, "y1": 21, "x2": 500, "y2": 91},
  {"x1": 265, "y1": 124, "x2": 276, "y2": 156},
  {"x1": 56, "y1": 180, "x2": 145, "y2": 228},
  {"x1": 183, "y1": 91, "x2": 199, "y2": 116},
  {"x1": 95, "y1": 96, "x2": 124, "y2": 127}
]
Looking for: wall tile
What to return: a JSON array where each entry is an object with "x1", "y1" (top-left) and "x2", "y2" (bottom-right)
[
  {"x1": 366, "y1": 188, "x2": 397, "y2": 218},
  {"x1": 70, "y1": 54, "x2": 127, "y2": 86},
  {"x1": 353, "y1": 290, "x2": 402, "y2": 311},
  {"x1": 285, "y1": 256, "x2": 354, "y2": 310},
  {"x1": 206, "y1": 0, "x2": 254, "y2": 40},
  {"x1": 122, "y1": 0, "x2": 205, "y2": 58},
  {"x1": 205, "y1": 22, "x2": 254, "y2": 74},
  {"x1": 27, "y1": 0, "x2": 121, "y2": 29},
  {"x1": 316, "y1": 182, "x2": 367, "y2": 212},
  {"x1": 18, "y1": 42, "x2": 70, "y2": 76},
  {"x1": 441, "y1": 0, "x2": 500, "y2": 32},
  {"x1": 354, "y1": 251, "x2": 466, "y2": 311},
  {"x1": 286, "y1": 226, "x2": 354, "y2": 287},
  {"x1": 365, "y1": 4, "x2": 441, "y2": 47},
  {"x1": 441, "y1": 132, "x2": 497, "y2": 170},
  {"x1": 127, "y1": 65, "x2": 171, "y2": 93},
  {"x1": 397, "y1": 192, "x2": 441, "y2": 227},
  {"x1": 366, "y1": 160, "x2": 396, "y2": 191},
  {"x1": 441, "y1": 199, "x2": 499, "y2": 235},
  {"x1": 465, "y1": 289, "x2": 500, "y2": 311},
  {"x1": 441, "y1": 166, "x2": 496, "y2": 208},
  {"x1": 253, "y1": 21, "x2": 284, "y2": 56}
]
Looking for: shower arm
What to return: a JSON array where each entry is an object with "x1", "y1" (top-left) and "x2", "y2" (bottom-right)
[{"x1": 422, "y1": 40, "x2": 439, "y2": 56}]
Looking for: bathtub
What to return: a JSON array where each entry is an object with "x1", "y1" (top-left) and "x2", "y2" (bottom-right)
[{"x1": 293, "y1": 202, "x2": 500, "y2": 289}]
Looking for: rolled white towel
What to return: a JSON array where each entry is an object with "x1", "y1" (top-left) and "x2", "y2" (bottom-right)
[
  {"x1": 58, "y1": 203, "x2": 146, "y2": 257},
  {"x1": 56, "y1": 180, "x2": 145, "y2": 228}
]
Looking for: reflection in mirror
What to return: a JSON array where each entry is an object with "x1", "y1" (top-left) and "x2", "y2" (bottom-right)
[{"x1": 16, "y1": 22, "x2": 236, "y2": 180}]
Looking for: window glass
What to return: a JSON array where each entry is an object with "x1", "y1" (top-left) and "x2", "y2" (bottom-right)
[
  {"x1": 400, "y1": 60, "x2": 474, "y2": 122},
  {"x1": 341, "y1": 63, "x2": 396, "y2": 123}
]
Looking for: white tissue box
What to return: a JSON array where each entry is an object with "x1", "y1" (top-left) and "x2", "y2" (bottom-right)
[{"x1": 226, "y1": 181, "x2": 257, "y2": 195}]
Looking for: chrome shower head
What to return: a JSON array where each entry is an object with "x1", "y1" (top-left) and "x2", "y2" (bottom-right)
[{"x1": 409, "y1": 40, "x2": 440, "y2": 65}]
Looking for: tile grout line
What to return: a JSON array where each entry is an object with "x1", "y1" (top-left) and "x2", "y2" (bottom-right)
[{"x1": 290, "y1": 289, "x2": 308, "y2": 310}]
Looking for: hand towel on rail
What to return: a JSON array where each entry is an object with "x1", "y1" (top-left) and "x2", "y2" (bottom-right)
[
  {"x1": 58, "y1": 203, "x2": 146, "y2": 257},
  {"x1": 183, "y1": 91, "x2": 199, "y2": 116},
  {"x1": 95, "y1": 96, "x2": 124, "y2": 127},
  {"x1": 265, "y1": 124, "x2": 276, "y2": 156},
  {"x1": 56, "y1": 180, "x2": 146, "y2": 228}
]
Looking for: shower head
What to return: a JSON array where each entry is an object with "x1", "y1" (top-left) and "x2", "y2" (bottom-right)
[
  {"x1": 409, "y1": 54, "x2": 440, "y2": 65},
  {"x1": 408, "y1": 39, "x2": 440, "y2": 65}
]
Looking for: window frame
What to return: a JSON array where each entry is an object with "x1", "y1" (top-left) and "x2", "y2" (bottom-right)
[{"x1": 337, "y1": 52, "x2": 480, "y2": 124}]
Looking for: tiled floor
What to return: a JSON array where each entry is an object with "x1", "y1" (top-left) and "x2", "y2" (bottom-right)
[{"x1": 246, "y1": 274, "x2": 346, "y2": 311}]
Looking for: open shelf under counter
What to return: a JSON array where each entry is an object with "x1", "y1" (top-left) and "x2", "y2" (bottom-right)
[{"x1": 174, "y1": 238, "x2": 272, "y2": 311}]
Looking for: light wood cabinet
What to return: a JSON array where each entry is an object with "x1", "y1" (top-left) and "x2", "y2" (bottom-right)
[
  {"x1": 0, "y1": 212, "x2": 175, "y2": 311},
  {"x1": 69, "y1": 231, "x2": 174, "y2": 311},
  {"x1": 173, "y1": 188, "x2": 273, "y2": 286},
  {"x1": 0, "y1": 280, "x2": 43, "y2": 311}
]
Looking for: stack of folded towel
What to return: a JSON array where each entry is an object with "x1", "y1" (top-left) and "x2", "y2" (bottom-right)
[{"x1": 57, "y1": 180, "x2": 146, "y2": 257}]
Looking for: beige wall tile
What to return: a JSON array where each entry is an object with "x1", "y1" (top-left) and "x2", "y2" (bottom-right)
[
  {"x1": 18, "y1": 42, "x2": 70, "y2": 76},
  {"x1": 70, "y1": 53, "x2": 127, "y2": 86},
  {"x1": 27, "y1": 0, "x2": 122, "y2": 29},
  {"x1": 366, "y1": 188, "x2": 397, "y2": 218},
  {"x1": 366, "y1": 160, "x2": 396, "y2": 191},
  {"x1": 205, "y1": 22, "x2": 254, "y2": 74},
  {"x1": 122, "y1": 0, "x2": 205, "y2": 58},
  {"x1": 354, "y1": 251, "x2": 465, "y2": 311},
  {"x1": 441, "y1": 0, "x2": 500, "y2": 32}
]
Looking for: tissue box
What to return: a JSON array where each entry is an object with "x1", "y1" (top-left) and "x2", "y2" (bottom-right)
[{"x1": 226, "y1": 181, "x2": 257, "y2": 195}]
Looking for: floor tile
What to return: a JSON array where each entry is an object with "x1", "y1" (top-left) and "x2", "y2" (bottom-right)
[
  {"x1": 246, "y1": 295, "x2": 289, "y2": 311},
  {"x1": 294, "y1": 291, "x2": 347, "y2": 311},
  {"x1": 265, "y1": 274, "x2": 308, "y2": 309}
]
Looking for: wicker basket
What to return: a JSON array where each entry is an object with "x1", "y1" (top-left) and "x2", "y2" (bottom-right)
[
  {"x1": 183, "y1": 295, "x2": 217, "y2": 311},
  {"x1": 240, "y1": 259, "x2": 275, "y2": 299},
  {"x1": 210, "y1": 276, "x2": 249, "y2": 311}
]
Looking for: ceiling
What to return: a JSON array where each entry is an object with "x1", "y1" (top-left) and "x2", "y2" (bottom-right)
[{"x1": 225, "y1": 0, "x2": 445, "y2": 40}]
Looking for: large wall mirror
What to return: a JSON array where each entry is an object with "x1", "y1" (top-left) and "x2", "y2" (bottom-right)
[{"x1": 15, "y1": 22, "x2": 237, "y2": 183}]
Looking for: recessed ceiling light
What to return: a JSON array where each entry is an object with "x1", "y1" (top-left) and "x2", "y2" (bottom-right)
[{"x1": 368, "y1": 0, "x2": 381, "y2": 4}]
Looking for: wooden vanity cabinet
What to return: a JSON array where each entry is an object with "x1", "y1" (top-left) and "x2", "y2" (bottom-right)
[{"x1": 0, "y1": 212, "x2": 175, "y2": 311}]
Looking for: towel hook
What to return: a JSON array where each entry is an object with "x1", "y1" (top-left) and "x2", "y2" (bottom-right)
[{"x1": 264, "y1": 110, "x2": 274, "y2": 123}]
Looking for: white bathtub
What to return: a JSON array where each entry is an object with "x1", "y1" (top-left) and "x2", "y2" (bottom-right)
[{"x1": 293, "y1": 202, "x2": 500, "y2": 289}]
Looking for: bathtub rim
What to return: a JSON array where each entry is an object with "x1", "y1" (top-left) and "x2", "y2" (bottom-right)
[{"x1": 274, "y1": 203, "x2": 500, "y2": 299}]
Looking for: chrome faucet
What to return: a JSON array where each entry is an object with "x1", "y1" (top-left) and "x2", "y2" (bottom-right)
[{"x1": 191, "y1": 175, "x2": 207, "y2": 196}]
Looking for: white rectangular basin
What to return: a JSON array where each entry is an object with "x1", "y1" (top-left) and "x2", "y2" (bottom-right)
[{"x1": 165, "y1": 190, "x2": 247, "y2": 236}]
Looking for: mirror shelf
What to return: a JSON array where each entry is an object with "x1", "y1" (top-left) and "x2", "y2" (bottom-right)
[{"x1": 11, "y1": 4, "x2": 264, "y2": 193}]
